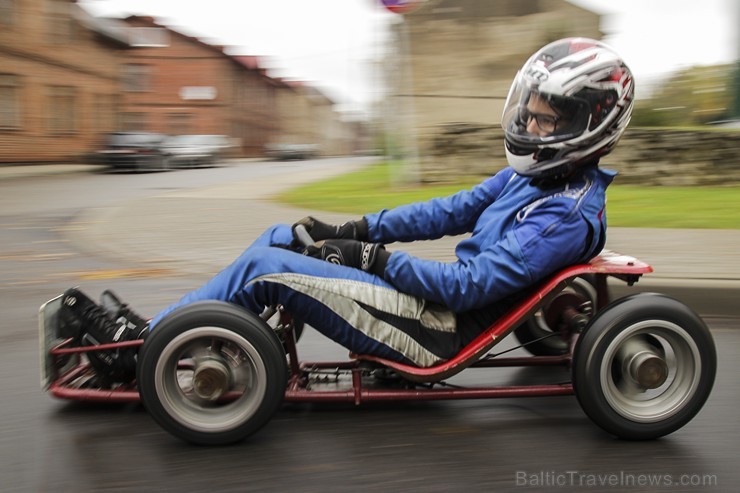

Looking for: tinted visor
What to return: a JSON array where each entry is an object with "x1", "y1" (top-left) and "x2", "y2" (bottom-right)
[{"x1": 502, "y1": 82, "x2": 591, "y2": 145}]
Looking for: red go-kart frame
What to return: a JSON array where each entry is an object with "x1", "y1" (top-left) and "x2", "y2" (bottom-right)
[{"x1": 40, "y1": 250, "x2": 717, "y2": 445}]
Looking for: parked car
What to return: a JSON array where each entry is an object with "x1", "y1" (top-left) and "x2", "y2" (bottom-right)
[
  {"x1": 264, "y1": 143, "x2": 320, "y2": 161},
  {"x1": 162, "y1": 134, "x2": 232, "y2": 168},
  {"x1": 96, "y1": 132, "x2": 168, "y2": 171}
]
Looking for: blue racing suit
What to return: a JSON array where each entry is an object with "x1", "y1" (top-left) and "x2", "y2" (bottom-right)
[{"x1": 150, "y1": 164, "x2": 614, "y2": 367}]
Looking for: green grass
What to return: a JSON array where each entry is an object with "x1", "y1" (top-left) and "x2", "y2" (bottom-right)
[
  {"x1": 274, "y1": 161, "x2": 740, "y2": 229},
  {"x1": 605, "y1": 186, "x2": 740, "y2": 229}
]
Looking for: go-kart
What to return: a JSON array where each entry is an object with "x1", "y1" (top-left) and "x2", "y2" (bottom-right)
[{"x1": 39, "y1": 246, "x2": 717, "y2": 446}]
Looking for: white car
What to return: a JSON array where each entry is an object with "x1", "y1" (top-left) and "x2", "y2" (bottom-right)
[{"x1": 162, "y1": 135, "x2": 232, "y2": 168}]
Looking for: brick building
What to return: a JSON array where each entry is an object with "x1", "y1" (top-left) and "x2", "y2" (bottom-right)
[
  {"x1": 119, "y1": 16, "x2": 358, "y2": 158},
  {"x1": 0, "y1": 0, "x2": 124, "y2": 163},
  {"x1": 1, "y1": 4, "x2": 359, "y2": 163},
  {"x1": 119, "y1": 16, "x2": 283, "y2": 157}
]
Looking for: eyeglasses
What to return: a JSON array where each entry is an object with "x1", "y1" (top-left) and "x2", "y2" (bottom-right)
[{"x1": 518, "y1": 106, "x2": 560, "y2": 133}]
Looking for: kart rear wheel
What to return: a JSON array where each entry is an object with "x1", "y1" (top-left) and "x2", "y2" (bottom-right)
[
  {"x1": 514, "y1": 275, "x2": 598, "y2": 356},
  {"x1": 137, "y1": 301, "x2": 287, "y2": 445},
  {"x1": 572, "y1": 293, "x2": 716, "y2": 440}
]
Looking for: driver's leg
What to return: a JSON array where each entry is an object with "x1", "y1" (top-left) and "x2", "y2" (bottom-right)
[{"x1": 149, "y1": 238, "x2": 461, "y2": 367}]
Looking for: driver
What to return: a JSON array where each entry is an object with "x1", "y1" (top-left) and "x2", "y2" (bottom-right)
[{"x1": 59, "y1": 38, "x2": 634, "y2": 383}]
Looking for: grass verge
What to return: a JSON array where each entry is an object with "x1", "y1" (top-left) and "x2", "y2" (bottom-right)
[{"x1": 274, "y1": 161, "x2": 740, "y2": 229}]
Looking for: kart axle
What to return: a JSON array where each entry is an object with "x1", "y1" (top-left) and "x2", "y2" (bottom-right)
[
  {"x1": 192, "y1": 358, "x2": 231, "y2": 401},
  {"x1": 628, "y1": 351, "x2": 669, "y2": 389},
  {"x1": 618, "y1": 337, "x2": 669, "y2": 390}
]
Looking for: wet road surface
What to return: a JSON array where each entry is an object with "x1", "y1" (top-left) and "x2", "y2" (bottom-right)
[{"x1": 1, "y1": 162, "x2": 737, "y2": 492}]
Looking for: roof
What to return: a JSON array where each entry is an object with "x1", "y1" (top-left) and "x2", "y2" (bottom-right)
[
  {"x1": 232, "y1": 55, "x2": 262, "y2": 70},
  {"x1": 71, "y1": 4, "x2": 129, "y2": 45}
]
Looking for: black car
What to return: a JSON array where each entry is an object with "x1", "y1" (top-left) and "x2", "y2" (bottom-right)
[{"x1": 97, "y1": 132, "x2": 168, "y2": 171}]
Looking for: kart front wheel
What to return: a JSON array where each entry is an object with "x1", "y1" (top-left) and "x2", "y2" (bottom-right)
[
  {"x1": 137, "y1": 302, "x2": 287, "y2": 445},
  {"x1": 572, "y1": 293, "x2": 716, "y2": 440}
]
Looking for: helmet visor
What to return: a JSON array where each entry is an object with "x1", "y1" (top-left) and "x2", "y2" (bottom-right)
[{"x1": 502, "y1": 75, "x2": 591, "y2": 146}]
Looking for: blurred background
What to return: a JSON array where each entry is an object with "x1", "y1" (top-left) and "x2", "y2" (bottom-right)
[
  {"x1": 1, "y1": 0, "x2": 738, "y2": 183},
  {"x1": 1, "y1": 4, "x2": 739, "y2": 490}
]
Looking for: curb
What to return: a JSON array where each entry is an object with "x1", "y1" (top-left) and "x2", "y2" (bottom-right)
[
  {"x1": 0, "y1": 164, "x2": 106, "y2": 180},
  {"x1": 608, "y1": 278, "x2": 740, "y2": 319}
]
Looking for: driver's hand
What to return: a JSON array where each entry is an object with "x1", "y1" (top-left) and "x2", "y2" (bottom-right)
[
  {"x1": 291, "y1": 216, "x2": 367, "y2": 244},
  {"x1": 303, "y1": 239, "x2": 389, "y2": 277}
]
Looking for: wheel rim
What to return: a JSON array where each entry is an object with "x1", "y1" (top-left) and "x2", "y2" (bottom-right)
[
  {"x1": 154, "y1": 326, "x2": 268, "y2": 433},
  {"x1": 531, "y1": 278, "x2": 596, "y2": 338},
  {"x1": 599, "y1": 320, "x2": 701, "y2": 423}
]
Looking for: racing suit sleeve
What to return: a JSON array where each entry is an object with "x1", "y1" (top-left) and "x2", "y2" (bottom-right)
[
  {"x1": 381, "y1": 199, "x2": 595, "y2": 312},
  {"x1": 364, "y1": 168, "x2": 514, "y2": 243}
]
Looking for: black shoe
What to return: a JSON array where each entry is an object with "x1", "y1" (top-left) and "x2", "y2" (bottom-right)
[
  {"x1": 100, "y1": 289, "x2": 149, "y2": 340},
  {"x1": 58, "y1": 289, "x2": 86, "y2": 341},
  {"x1": 61, "y1": 288, "x2": 146, "y2": 382}
]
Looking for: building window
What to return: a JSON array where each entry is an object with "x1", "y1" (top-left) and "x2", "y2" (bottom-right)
[
  {"x1": 122, "y1": 64, "x2": 153, "y2": 92},
  {"x1": 231, "y1": 119, "x2": 244, "y2": 140},
  {"x1": 0, "y1": 0, "x2": 16, "y2": 26},
  {"x1": 168, "y1": 113, "x2": 192, "y2": 135},
  {"x1": 0, "y1": 74, "x2": 21, "y2": 129},
  {"x1": 93, "y1": 94, "x2": 117, "y2": 133},
  {"x1": 48, "y1": 86, "x2": 77, "y2": 133},
  {"x1": 128, "y1": 28, "x2": 170, "y2": 47},
  {"x1": 46, "y1": 0, "x2": 74, "y2": 43},
  {"x1": 121, "y1": 112, "x2": 148, "y2": 131}
]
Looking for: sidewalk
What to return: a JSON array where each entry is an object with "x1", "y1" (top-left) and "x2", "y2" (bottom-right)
[
  {"x1": 5, "y1": 161, "x2": 740, "y2": 316},
  {"x1": 0, "y1": 163, "x2": 105, "y2": 180}
]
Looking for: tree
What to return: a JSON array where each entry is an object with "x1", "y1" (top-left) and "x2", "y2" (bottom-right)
[{"x1": 631, "y1": 64, "x2": 736, "y2": 126}]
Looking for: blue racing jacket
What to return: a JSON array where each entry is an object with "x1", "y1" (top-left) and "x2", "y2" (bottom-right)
[{"x1": 364, "y1": 165, "x2": 615, "y2": 313}]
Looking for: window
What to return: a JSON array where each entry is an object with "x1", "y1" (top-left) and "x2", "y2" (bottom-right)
[
  {"x1": 0, "y1": 74, "x2": 21, "y2": 129},
  {"x1": 122, "y1": 64, "x2": 153, "y2": 92},
  {"x1": 128, "y1": 28, "x2": 170, "y2": 47},
  {"x1": 232, "y1": 119, "x2": 245, "y2": 141},
  {"x1": 46, "y1": 0, "x2": 74, "y2": 43},
  {"x1": 93, "y1": 94, "x2": 116, "y2": 133},
  {"x1": 0, "y1": 0, "x2": 16, "y2": 26},
  {"x1": 168, "y1": 113, "x2": 192, "y2": 134},
  {"x1": 48, "y1": 86, "x2": 77, "y2": 133},
  {"x1": 121, "y1": 112, "x2": 148, "y2": 131}
]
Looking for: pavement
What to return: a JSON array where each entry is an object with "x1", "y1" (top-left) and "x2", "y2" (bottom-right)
[{"x1": 3, "y1": 161, "x2": 740, "y2": 317}]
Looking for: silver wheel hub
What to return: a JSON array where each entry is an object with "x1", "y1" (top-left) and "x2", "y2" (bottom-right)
[
  {"x1": 154, "y1": 326, "x2": 268, "y2": 433},
  {"x1": 600, "y1": 320, "x2": 701, "y2": 423},
  {"x1": 626, "y1": 351, "x2": 668, "y2": 389},
  {"x1": 192, "y1": 357, "x2": 231, "y2": 401}
]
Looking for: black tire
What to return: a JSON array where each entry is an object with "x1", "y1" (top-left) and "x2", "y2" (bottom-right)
[
  {"x1": 137, "y1": 301, "x2": 287, "y2": 445},
  {"x1": 572, "y1": 293, "x2": 716, "y2": 440},
  {"x1": 514, "y1": 275, "x2": 599, "y2": 356}
]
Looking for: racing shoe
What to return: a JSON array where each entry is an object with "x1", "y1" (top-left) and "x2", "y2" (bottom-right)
[
  {"x1": 100, "y1": 289, "x2": 149, "y2": 337},
  {"x1": 61, "y1": 287, "x2": 147, "y2": 383},
  {"x1": 57, "y1": 288, "x2": 88, "y2": 341}
]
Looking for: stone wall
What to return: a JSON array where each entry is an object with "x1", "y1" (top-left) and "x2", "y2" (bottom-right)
[
  {"x1": 606, "y1": 129, "x2": 740, "y2": 186},
  {"x1": 419, "y1": 126, "x2": 740, "y2": 186}
]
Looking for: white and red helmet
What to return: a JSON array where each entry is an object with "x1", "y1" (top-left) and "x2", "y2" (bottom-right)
[{"x1": 502, "y1": 38, "x2": 635, "y2": 178}]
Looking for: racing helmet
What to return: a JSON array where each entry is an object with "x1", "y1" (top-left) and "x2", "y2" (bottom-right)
[{"x1": 501, "y1": 38, "x2": 634, "y2": 178}]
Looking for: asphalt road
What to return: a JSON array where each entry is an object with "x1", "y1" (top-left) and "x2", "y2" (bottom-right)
[{"x1": 1, "y1": 160, "x2": 737, "y2": 492}]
